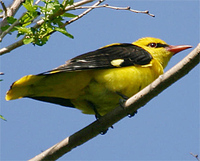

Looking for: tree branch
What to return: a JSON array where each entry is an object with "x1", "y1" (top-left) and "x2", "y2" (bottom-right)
[
  {"x1": 0, "y1": 0, "x2": 25, "y2": 33},
  {"x1": 0, "y1": 12, "x2": 26, "y2": 42},
  {"x1": 190, "y1": 152, "x2": 200, "y2": 161},
  {"x1": 35, "y1": 0, "x2": 41, "y2": 5},
  {"x1": 32, "y1": 0, "x2": 96, "y2": 29},
  {"x1": 0, "y1": 0, "x2": 7, "y2": 16},
  {"x1": 45, "y1": 0, "x2": 105, "y2": 36},
  {"x1": 28, "y1": 44, "x2": 200, "y2": 161},
  {"x1": 0, "y1": 37, "x2": 24, "y2": 55},
  {"x1": 75, "y1": 4, "x2": 155, "y2": 17}
]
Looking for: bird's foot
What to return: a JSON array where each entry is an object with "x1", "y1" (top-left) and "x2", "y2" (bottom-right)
[
  {"x1": 116, "y1": 92, "x2": 129, "y2": 109},
  {"x1": 88, "y1": 102, "x2": 114, "y2": 135},
  {"x1": 116, "y1": 92, "x2": 138, "y2": 118},
  {"x1": 128, "y1": 110, "x2": 138, "y2": 118}
]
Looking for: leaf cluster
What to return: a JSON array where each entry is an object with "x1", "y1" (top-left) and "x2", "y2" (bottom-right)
[
  {"x1": 1, "y1": 0, "x2": 76, "y2": 46},
  {"x1": 0, "y1": 115, "x2": 6, "y2": 121}
]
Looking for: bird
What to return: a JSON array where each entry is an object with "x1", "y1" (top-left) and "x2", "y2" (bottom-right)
[{"x1": 5, "y1": 37, "x2": 192, "y2": 118}]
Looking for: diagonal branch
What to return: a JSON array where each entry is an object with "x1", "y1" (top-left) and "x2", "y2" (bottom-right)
[
  {"x1": 0, "y1": 37, "x2": 24, "y2": 55},
  {"x1": 0, "y1": 0, "x2": 7, "y2": 16},
  {"x1": 0, "y1": 12, "x2": 26, "y2": 42},
  {"x1": 0, "y1": 0, "x2": 25, "y2": 32},
  {"x1": 75, "y1": 4, "x2": 155, "y2": 17},
  {"x1": 190, "y1": 152, "x2": 200, "y2": 161},
  {"x1": 45, "y1": 0, "x2": 105, "y2": 37},
  {"x1": 31, "y1": 0, "x2": 97, "y2": 29},
  {"x1": 28, "y1": 44, "x2": 200, "y2": 161}
]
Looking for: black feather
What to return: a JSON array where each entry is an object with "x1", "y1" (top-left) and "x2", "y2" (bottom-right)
[
  {"x1": 41, "y1": 44, "x2": 152, "y2": 74},
  {"x1": 29, "y1": 97, "x2": 75, "y2": 107}
]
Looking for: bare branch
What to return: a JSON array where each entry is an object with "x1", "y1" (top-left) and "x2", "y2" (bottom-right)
[
  {"x1": 35, "y1": 0, "x2": 41, "y2": 5},
  {"x1": 45, "y1": 0, "x2": 105, "y2": 36},
  {"x1": 0, "y1": 0, "x2": 7, "y2": 16},
  {"x1": 65, "y1": 0, "x2": 105, "y2": 25},
  {"x1": 6, "y1": 0, "x2": 25, "y2": 17},
  {"x1": 190, "y1": 152, "x2": 200, "y2": 161},
  {"x1": 0, "y1": 0, "x2": 25, "y2": 34},
  {"x1": 29, "y1": 44, "x2": 200, "y2": 161},
  {"x1": 0, "y1": 12, "x2": 26, "y2": 42},
  {"x1": 0, "y1": 38, "x2": 24, "y2": 55},
  {"x1": 76, "y1": 4, "x2": 155, "y2": 17}
]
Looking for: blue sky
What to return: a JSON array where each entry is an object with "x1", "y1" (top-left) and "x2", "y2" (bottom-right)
[{"x1": 0, "y1": 0, "x2": 199, "y2": 160}]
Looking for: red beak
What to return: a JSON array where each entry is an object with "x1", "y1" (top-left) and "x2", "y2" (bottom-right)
[{"x1": 166, "y1": 45, "x2": 192, "y2": 55}]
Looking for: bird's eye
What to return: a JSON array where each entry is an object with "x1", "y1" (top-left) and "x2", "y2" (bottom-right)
[{"x1": 148, "y1": 43, "x2": 157, "y2": 48}]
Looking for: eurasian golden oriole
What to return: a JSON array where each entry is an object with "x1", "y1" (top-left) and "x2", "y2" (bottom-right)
[{"x1": 5, "y1": 37, "x2": 192, "y2": 116}]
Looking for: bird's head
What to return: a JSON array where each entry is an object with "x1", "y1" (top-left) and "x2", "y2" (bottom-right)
[{"x1": 133, "y1": 37, "x2": 192, "y2": 68}]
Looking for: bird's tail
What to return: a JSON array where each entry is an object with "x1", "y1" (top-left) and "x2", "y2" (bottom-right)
[{"x1": 5, "y1": 75, "x2": 45, "y2": 101}]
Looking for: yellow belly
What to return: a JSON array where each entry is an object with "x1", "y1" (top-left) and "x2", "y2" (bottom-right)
[{"x1": 72, "y1": 59, "x2": 163, "y2": 115}]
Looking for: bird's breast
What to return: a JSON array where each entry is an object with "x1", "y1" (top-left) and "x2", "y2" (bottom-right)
[
  {"x1": 73, "y1": 59, "x2": 164, "y2": 115},
  {"x1": 93, "y1": 59, "x2": 163, "y2": 97}
]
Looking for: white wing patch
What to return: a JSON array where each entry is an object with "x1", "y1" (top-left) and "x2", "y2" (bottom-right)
[{"x1": 111, "y1": 59, "x2": 124, "y2": 67}]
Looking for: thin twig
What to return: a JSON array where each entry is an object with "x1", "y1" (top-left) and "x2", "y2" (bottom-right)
[
  {"x1": 65, "y1": 0, "x2": 105, "y2": 25},
  {"x1": 34, "y1": 0, "x2": 95, "y2": 28},
  {"x1": 76, "y1": 4, "x2": 155, "y2": 17},
  {"x1": 0, "y1": 0, "x2": 25, "y2": 35},
  {"x1": 46, "y1": 0, "x2": 105, "y2": 36},
  {"x1": 0, "y1": 0, "x2": 7, "y2": 16},
  {"x1": 35, "y1": 0, "x2": 41, "y2": 5},
  {"x1": 0, "y1": 38, "x2": 24, "y2": 55},
  {"x1": 0, "y1": 0, "x2": 25, "y2": 19},
  {"x1": 0, "y1": 12, "x2": 26, "y2": 42},
  {"x1": 190, "y1": 152, "x2": 200, "y2": 161},
  {"x1": 29, "y1": 44, "x2": 200, "y2": 161}
]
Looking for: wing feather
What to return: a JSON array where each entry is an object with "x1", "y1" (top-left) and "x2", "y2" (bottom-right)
[{"x1": 41, "y1": 43, "x2": 152, "y2": 75}]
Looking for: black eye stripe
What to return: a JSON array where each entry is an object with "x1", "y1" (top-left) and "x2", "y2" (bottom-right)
[{"x1": 156, "y1": 43, "x2": 169, "y2": 48}]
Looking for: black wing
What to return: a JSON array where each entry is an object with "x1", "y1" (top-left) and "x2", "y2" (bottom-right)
[{"x1": 41, "y1": 43, "x2": 152, "y2": 74}]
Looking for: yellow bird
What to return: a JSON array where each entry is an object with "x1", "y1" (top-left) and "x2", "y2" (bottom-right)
[{"x1": 5, "y1": 37, "x2": 192, "y2": 117}]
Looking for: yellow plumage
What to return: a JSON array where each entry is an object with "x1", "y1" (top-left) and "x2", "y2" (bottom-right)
[{"x1": 5, "y1": 37, "x2": 191, "y2": 116}]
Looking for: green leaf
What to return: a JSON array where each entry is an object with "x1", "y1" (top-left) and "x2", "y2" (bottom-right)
[
  {"x1": 54, "y1": 27, "x2": 74, "y2": 38},
  {"x1": 46, "y1": 3, "x2": 56, "y2": 11},
  {"x1": 25, "y1": 0, "x2": 33, "y2": 4},
  {"x1": 52, "y1": 16, "x2": 64, "y2": 26},
  {"x1": 23, "y1": 3, "x2": 35, "y2": 12},
  {"x1": 23, "y1": 37, "x2": 34, "y2": 44},
  {"x1": 0, "y1": 25, "x2": 10, "y2": 32},
  {"x1": 0, "y1": 9, "x2": 3, "y2": 13},
  {"x1": 20, "y1": 12, "x2": 39, "y2": 27},
  {"x1": 0, "y1": 115, "x2": 7, "y2": 121},
  {"x1": 6, "y1": 16, "x2": 17, "y2": 24},
  {"x1": 16, "y1": 26, "x2": 32, "y2": 34},
  {"x1": 62, "y1": 13, "x2": 77, "y2": 18},
  {"x1": 63, "y1": 0, "x2": 74, "y2": 6},
  {"x1": 69, "y1": 0, "x2": 74, "y2": 5}
]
